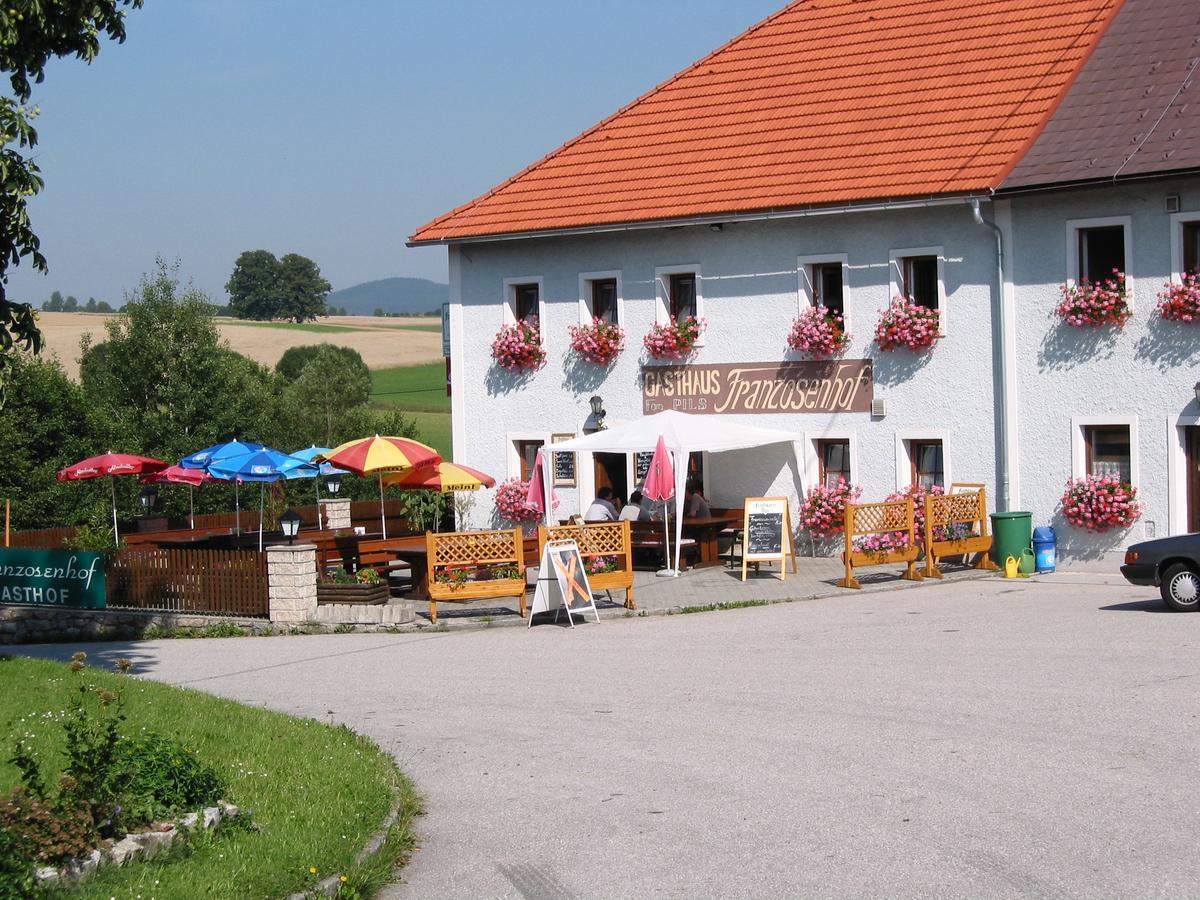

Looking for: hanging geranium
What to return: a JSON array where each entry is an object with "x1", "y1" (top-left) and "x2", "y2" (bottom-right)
[
  {"x1": 1056, "y1": 270, "x2": 1130, "y2": 327},
  {"x1": 1155, "y1": 271, "x2": 1200, "y2": 323},
  {"x1": 874, "y1": 296, "x2": 940, "y2": 352},
  {"x1": 493, "y1": 478, "x2": 542, "y2": 524},
  {"x1": 568, "y1": 317, "x2": 626, "y2": 365},
  {"x1": 788, "y1": 306, "x2": 851, "y2": 357},
  {"x1": 643, "y1": 316, "x2": 706, "y2": 360},
  {"x1": 1060, "y1": 474, "x2": 1140, "y2": 532},
  {"x1": 491, "y1": 318, "x2": 546, "y2": 371},
  {"x1": 799, "y1": 479, "x2": 862, "y2": 536}
]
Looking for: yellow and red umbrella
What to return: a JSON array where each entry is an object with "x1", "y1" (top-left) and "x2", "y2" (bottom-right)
[
  {"x1": 381, "y1": 461, "x2": 495, "y2": 493},
  {"x1": 318, "y1": 436, "x2": 440, "y2": 537}
]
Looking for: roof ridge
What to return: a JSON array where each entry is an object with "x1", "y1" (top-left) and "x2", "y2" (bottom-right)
[{"x1": 410, "y1": 0, "x2": 808, "y2": 240}]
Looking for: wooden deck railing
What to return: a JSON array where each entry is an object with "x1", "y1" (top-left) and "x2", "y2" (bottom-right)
[{"x1": 106, "y1": 548, "x2": 268, "y2": 617}]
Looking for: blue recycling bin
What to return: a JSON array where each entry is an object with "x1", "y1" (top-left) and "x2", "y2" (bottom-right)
[{"x1": 1032, "y1": 525, "x2": 1057, "y2": 573}]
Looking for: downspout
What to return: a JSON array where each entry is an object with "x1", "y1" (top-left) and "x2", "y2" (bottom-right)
[{"x1": 970, "y1": 198, "x2": 1012, "y2": 512}]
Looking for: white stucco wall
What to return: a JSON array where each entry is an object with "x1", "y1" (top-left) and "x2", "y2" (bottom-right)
[
  {"x1": 1009, "y1": 176, "x2": 1200, "y2": 563},
  {"x1": 447, "y1": 202, "x2": 1004, "y2": 537}
]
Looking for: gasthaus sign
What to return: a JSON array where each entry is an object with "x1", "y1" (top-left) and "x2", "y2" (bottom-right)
[
  {"x1": 0, "y1": 548, "x2": 106, "y2": 609},
  {"x1": 642, "y1": 359, "x2": 872, "y2": 415}
]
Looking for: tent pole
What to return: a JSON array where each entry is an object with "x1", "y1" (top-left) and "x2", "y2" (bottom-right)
[
  {"x1": 673, "y1": 452, "x2": 687, "y2": 575},
  {"x1": 110, "y1": 476, "x2": 119, "y2": 547},
  {"x1": 379, "y1": 475, "x2": 387, "y2": 539}
]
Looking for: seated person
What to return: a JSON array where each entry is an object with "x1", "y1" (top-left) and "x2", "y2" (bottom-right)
[
  {"x1": 685, "y1": 479, "x2": 711, "y2": 518},
  {"x1": 619, "y1": 489, "x2": 654, "y2": 522},
  {"x1": 584, "y1": 486, "x2": 619, "y2": 521}
]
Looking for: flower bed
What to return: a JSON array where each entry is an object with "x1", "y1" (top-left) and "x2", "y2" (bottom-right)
[
  {"x1": 1060, "y1": 474, "x2": 1140, "y2": 532},
  {"x1": 494, "y1": 478, "x2": 542, "y2": 524},
  {"x1": 788, "y1": 306, "x2": 850, "y2": 356},
  {"x1": 568, "y1": 317, "x2": 625, "y2": 365},
  {"x1": 799, "y1": 479, "x2": 862, "y2": 536},
  {"x1": 433, "y1": 562, "x2": 521, "y2": 589},
  {"x1": 643, "y1": 316, "x2": 705, "y2": 360},
  {"x1": 874, "y1": 296, "x2": 940, "y2": 351},
  {"x1": 1155, "y1": 271, "x2": 1200, "y2": 322},
  {"x1": 491, "y1": 319, "x2": 546, "y2": 371},
  {"x1": 1056, "y1": 270, "x2": 1130, "y2": 327}
]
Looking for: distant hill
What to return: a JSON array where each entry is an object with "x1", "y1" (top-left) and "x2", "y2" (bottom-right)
[{"x1": 328, "y1": 277, "x2": 448, "y2": 316}]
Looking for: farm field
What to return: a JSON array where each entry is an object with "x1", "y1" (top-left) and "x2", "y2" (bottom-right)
[
  {"x1": 370, "y1": 362, "x2": 451, "y2": 458},
  {"x1": 36, "y1": 312, "x2": 443, "y2": 379}
]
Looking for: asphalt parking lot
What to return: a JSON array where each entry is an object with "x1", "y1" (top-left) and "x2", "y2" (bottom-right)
[{"x1": 20, "y1": 571, "x2": 1200, "y2": 899}]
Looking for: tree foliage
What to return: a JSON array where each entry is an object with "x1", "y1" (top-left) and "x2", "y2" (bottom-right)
[
  {"x1": 226, "y1": 250, "x2": 330, "y2": 322},
  {"x1": 0, "y1": 0, "x2": 143, "y2": 399},
  {"x1": 283, "y1": 345, "x2": 372, "y2": 447},
  {"x1": 275, "y1": 343, "x2": 366, "y2": 382}
]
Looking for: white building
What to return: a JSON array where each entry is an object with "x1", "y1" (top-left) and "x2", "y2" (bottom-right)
[{"x1": 411, "y1": 0, "x2": 1200, "y2": 565}]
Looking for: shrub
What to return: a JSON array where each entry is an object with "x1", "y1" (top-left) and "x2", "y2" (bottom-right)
[
  {"x1": 643, "y1": 316, "x2": 705, "y2": 360},
  {"x1": 1155, "y1": 271, "x2": 1200, "y2": 322},
  {"x1": 787, "y1": 306, "x2": 850, "y2": 356},
  {"x1": 0, "y1": 786, "x2": 94, "y2": 867},
  {"x1": 568, "y1": 318, "x2": 625, "y2": 365},
  {"x1": 1057, "y1": 270, "x2": 1130, "y2": 327},
  {"x1": 1060, "y1": 474, "x2": 1140, "y2": 532},
  {"x1": 0, "y1": 822, "x2": 36, "y2": 900},
  {"x1": 874, "y1": 296, "x2": 940, "y2": 351},
  {"x1": 491, "y1": 319, "x2": 546, "y2": 371},
  {"x1": 799, "y1": 479, "x2": 862, "y2": 536},
  {"x1": 115, "y1": 733, "x2": 224, "y2": 826}
]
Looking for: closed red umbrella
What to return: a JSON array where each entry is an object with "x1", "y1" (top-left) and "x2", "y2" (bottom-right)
[
  {"x1": 525, "y1": 450, "x2": 552, "y2": 522},
  {"x1": 57, "y1": 452, "x2": 168, "y2": 546},
  {"x1": 642, "y1": 436, "x2": 677, "y2": 576},
  {"x1": 139, "y1": 464, "x2": 218, "y2": 529}
]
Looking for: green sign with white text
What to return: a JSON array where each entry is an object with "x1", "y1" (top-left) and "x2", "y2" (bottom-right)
[{"x1": 0, "y1": 548, "x2": 106, "y2": 609}]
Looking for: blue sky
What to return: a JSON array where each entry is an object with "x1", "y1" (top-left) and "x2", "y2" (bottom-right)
[{"x1": 9, "y1": 1, "x2": 783, "y2": 306}]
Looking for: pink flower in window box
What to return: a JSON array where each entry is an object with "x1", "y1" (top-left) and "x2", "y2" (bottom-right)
[
  {"x1": 493, "y1": 478, "x2": 543, "y2": 523},
  {"x1": 873, "y1": 296, "x2": 940, "y2": 352},
  {"x1": 643, "y1": 316, "x2": 706, "y2": 360},
  {"x1": 568, "y1": 317, "x2": 626, "y2": 365},
  {"x1": 1155, "y1": 271, "x2": 1200, "y2": 323},
  {"x1": 1056, "y1": 270, "x2": 1130, "y2": 327},
  {"x1": 787, "y1": 306, "x2": 851, "y2": 357},
  {"x1": 1060, "y1": 475, "x2": 1140, "y2": 532},
  {"x1": 491, "y1": 318, "x2": 547, "y2": 371},
  {"x1": 799, "y1": 478, "x2": 862, "y2": 536}
]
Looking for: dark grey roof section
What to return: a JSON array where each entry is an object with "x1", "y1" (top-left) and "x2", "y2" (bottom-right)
[{"x1": 1001, "y1": 0, "x2": 1200, "y2": 191}]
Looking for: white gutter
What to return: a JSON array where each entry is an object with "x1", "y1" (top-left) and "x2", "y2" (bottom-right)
[{"x1": 408, "y1": 193, "x2": 991, "y2": 247}]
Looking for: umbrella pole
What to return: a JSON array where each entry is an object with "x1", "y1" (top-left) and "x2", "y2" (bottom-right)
[
  {"x1": 189, "y1": 486, "x2": 195, "y2": 530},
  {"x1": 379, "y1": 475, "x2": 387, "y2": 539},
  {"x1": 315, "y1": 479, "x2": 322, "y2": 530},
  {"x1": 258, "y1": 484, "x2": 264, "y2": 553},
  {"x1": 110, "y1": 477, "x2": 119, "y2": 548},
  {"x1": 234, "y1": 481, "x2": 241, "y2": 534}
]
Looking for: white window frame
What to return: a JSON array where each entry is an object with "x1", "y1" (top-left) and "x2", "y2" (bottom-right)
[
  {"x1": 889, "y1": 246, "x2": 946, "y2": 334},
  {"x1": 798, "y1": 253, "x2": 851, "y2": 333},
  {"x1": 1169, "y1": 210, "x2": 1200, "y2": 283},
  {"x1": 506, "y1": 431, "x2": 549, "y2": 480},
  {"x1": 502, "y1": 276, "x2": 546, "y2": 327},
  {"x1": 1071, "y1": 415, "x2": 1138, "y2": 487},
  {"x1": 654, "y1": 264, "x2": 705, "y2": 347},
  {"x1": 894, "y1": 430, "x2": 951, "y2": 491},
  {"x1": 802, "y1": 430, "x2": 857, "y2": 492},
  {"x1": 577, "y1": 270, "x2": 624, "y2": 325},
  {"x1": 1065, "y1": 216, "x2": 1133, "y2": 305},
  {"x1": 1167, "y1": 413, "x2": 1200, "y2": 535}
]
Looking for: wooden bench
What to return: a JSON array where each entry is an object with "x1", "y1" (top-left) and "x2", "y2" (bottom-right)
[
  {"x1": 538, "y1": 520, "x2": 635, "y2": 609},
  {"x1": 355, "y1": 538, "x2": 415, "y2": 591},
  {"x1": 629, "y1": 520, "x2": 695, "y2": 571},
  {"x1": 426, "y1": 528, "x2": 528, "y2": 624}
]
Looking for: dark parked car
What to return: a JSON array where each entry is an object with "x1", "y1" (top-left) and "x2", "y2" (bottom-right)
[{"x1": 1121, "y1": 533, "x2": 1200, "y2": 611}]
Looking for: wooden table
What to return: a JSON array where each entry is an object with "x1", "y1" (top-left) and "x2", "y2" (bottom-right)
[{"x1": 682, "y1": 516, "x2": 742, "y2": 568}]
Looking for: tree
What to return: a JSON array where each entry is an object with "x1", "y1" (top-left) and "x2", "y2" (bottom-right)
[
  {"x1": 0, "y1": 1, "x2": 143, "y2": 397},
  {"x1": 42, "y1": 290, "x2": 62, "y2": 311},
  {"x1": 95, "y1": 299, "x2": 114, "y2": 313},
  {"x1": 84, "y1": 296, "x2": 96, "y2": 312},
  {"x1": 275, "y1": 343, "x2": 367, "y2": 382},
  {"x1": 277, "y1": 253, "x2": 331, "y2": 322},
  {"x1": 62, "y1": 294, "x2": 78, "y2": 311},
  {"x1": 226, "y1": 250, "x2": 281, "y2": 320},
  {"x1": 283, "y1": 344, "x2": 372, "y2": 447}
]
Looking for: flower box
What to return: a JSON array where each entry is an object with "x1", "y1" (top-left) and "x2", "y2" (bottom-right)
[
  {"x1": 494, "y1": 478, "x2": 543, "y2": 524},
  {"x1": 491, "y1": 319, "x2": 546, "y2": 371},
  {"x1": 643, "y1": 316, "x2": 706, "y2": 360},
  {"x1": 788, "y1": 306, "x2": 850, "y2": 357},
  {"x1": 874, "y1": 296, "x2": 940, "y2": 351},
  {"x1": 1155, "y1": 271, "x2": 1200, "y2": 322},
  {"x1": 568, "y1": 318, "x2": 626, "y2": 365},
  {"x1": 799, "y1": 479, "x2": 862, "y2": 536},
  {"x1": 1057, "y1": 271, "x2": 1130, "y2": 327},
  {"x1": 1060, "y1": 474, "x2": 1140, "y2": 532},
  {"x1": 316, "y1": 582, "x2": 389, "y2": 605}
]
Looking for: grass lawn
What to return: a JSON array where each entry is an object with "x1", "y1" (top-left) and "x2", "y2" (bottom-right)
[
  {"x1": 370, "y1": 362, "x2": 449, "y2": 412},
  {"x1": 405, "y1": 410, "x2": 452, "y2": 460},
  {"x1": 220, "y1": 320, "x2": 361, "y2": 334},
  {"x1": 0, "y1": 655, "x2": 419, "y2": 899},
  {"x1": 372, "y1": 322, "x2": 443, "y2": 333}
]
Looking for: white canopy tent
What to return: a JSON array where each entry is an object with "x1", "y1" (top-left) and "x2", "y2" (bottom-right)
[{"x1": 543, "y1": 410, "x2": 803, "y2": 574}]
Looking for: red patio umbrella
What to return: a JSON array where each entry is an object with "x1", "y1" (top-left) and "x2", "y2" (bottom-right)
[
  {"x1": 525, "y1": 450, "x2": 554, "y2": 524},
  {"x1": 57, "y1": 452, "x2": 168, "y2": 546},
  {"x1": 642, "y1": 436, "x2": 677, "y2": 576},
  {"x1": 139, "y1": 464, "x2": 218, "y2": 529}
]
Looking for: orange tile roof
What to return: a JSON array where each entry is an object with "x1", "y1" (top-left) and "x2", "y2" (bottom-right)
[{"x1": 410, "y1": 0, "x2": 1121, "y2": 244}]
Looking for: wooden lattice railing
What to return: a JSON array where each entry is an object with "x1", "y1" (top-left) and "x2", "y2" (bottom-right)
[
  {"x1": 425, "y1": 528, "x2": 527, "y2": 623},
  {"x1": 539, "y1": 520, "x2": 635, "y2": 609},
  {"x1": 839, "y1": 498, "x2": 922, "y2": 589},
  {"x1": 923, "y1": 483, "x2": 998, "y2": 577}
]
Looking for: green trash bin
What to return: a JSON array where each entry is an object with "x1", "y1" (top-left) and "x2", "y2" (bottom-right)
[{"x1": 990, "y1": 511, "x2": 1032, "y2": 567}]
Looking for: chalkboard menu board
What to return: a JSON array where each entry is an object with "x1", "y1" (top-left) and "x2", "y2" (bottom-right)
[
  {"x1": 741, "y1": 497, "x2": 797, "y2": 581},
  {"x1": 635, "y1": 451, "x2": 654, "y2": 484},
  {"x1": 551, "y1": 433, "x2": 576, "y2": 486}
]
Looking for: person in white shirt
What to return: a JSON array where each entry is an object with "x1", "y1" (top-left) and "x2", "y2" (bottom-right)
[
  {"x1": 584, "y1": 486, "x2": 619, "y2": 521},
  {"x1": 619, "y1": 490, "x2": 653, "y2": 522}
]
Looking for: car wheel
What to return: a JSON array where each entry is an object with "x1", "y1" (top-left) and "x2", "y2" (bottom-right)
[{"x1": 1160, "y1": 563, "x2": 1200, "y2": 612}]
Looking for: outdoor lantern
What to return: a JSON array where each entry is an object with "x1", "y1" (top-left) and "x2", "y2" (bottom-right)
[
  {"x1": 588, "y1": 395, "x2": 607, "y2": 432},
  {"x1": 280, "y1": 508, "x2": 301, "y2": 544},
  {"x1": 138, "y1": 485, "x2": 158, "y2": 511},
  {"x1": 325, "y1": 472, "x2": 342, "y2": 495}
]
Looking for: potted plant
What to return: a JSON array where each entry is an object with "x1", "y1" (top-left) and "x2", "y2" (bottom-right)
[
  {"x1": 1060, "y1": 474, "x2": 1140, "y2": 532},
  {"x1": 491, "y1": 318, "x2": 547, "y2": 371},
  {"x1": 493, "y1": 478, "x2": 542, "y2": 526},
  {"x1": 1056, "y1": 270, "x2": 1130, "y2": 327},
  {"x1": 317, "y1": 566, "x2": 389, "y2": 605},
  {"x1": 874, "y1": 296, "x2": 940, "y2": 351},
  {"x1": 568, "y1": 317, "x2": 626, "y2": 365},
  {"x1": 1154, "y1": 271, "x2": 1200, "y2": 322},
  {"x1": 643, "y1": 316, "x2": 706, "y2": 360},
  {"x1": 788, "y1": 306, "x2": 851, "y2": 357}
]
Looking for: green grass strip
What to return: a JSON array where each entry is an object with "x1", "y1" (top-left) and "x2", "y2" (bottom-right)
[
  {"x1": 0, "y1": 655, "x2": 419, "y2": 899},
  {"x1": 219, "y1": 320, "x2": 361, "y2": 334},
  {"x1": 677, "y1": 599, "x2": 772, "y2": 615}
]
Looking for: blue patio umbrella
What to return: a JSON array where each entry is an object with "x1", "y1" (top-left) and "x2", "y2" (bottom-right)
[
  {"x1": 180, "y1": 439, "x2": 266, "y2": 534},
  {"x1": 208, "y1": 447, "x2": 317, "y2": 550},
  {"x1": 287, "y1": 447, "x2": 349, "y2": 529}
]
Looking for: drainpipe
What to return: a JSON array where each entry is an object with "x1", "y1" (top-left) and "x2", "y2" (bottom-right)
[{"x1": 970, "y1": 198, "x2": 1012, "y2": 511}]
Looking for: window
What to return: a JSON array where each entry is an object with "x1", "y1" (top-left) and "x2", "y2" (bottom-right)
[
  {"x1": 669, "y1": 273, "x2": 697, "y2": 321},
  {"x1": 910, "y1": 440, "x2": 944, "y2": 490},
  {"x1": 812, "y1": 263, "x2": 844, "y2": 316},
  {"x1": 591, "y1": 278, "x2": 618, "y2": 323},
  {"x1": 817, "y1": 439, "x2": 851, "y2": 488},
  {"x1": 1078, "y1": 226, "x2": 1125, "y2": 283},
  {"x1": 513, "y1": 283, "x2": 539, "y2": 323},
  {"x1": 1184, "y1": 221, "x2": 1200, "y2": 275},
  {"x1": 514, "y1": 439, "x2": 544, "y2": 482},
  {"x1": 1084, "y1": 425, "x2": 1131, "y2": 482},
  {"x1": 902, "y1": 256, "x2": 939, "y2": 309}
]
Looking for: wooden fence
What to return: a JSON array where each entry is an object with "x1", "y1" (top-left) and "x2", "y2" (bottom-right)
[
  {"x1": 923, "y1": 483, "x2": 998, "y2": 577},
  {"x1": 839, "y1": 498, "x2": 923, "y2": 589},
  {"x1": 106, "y1": 548, "x2": 269, "y2": 617}
]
